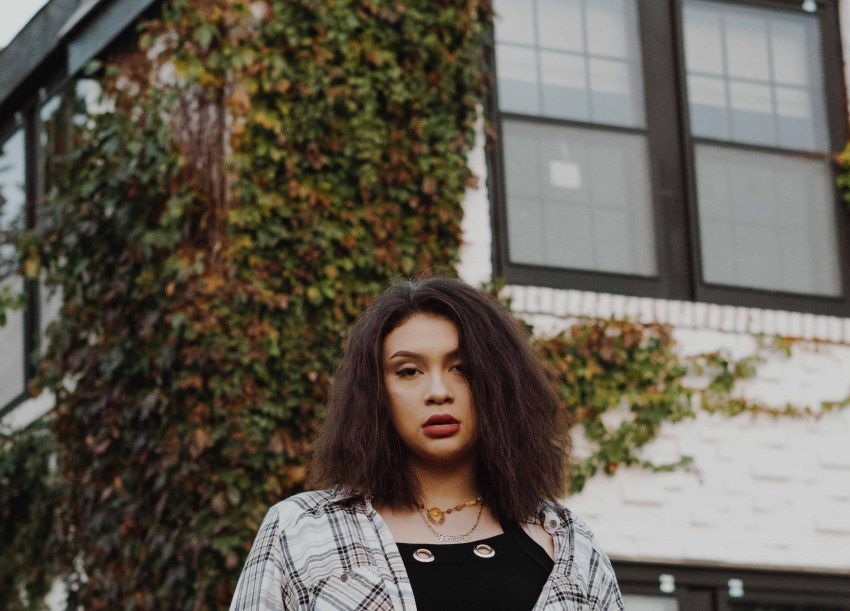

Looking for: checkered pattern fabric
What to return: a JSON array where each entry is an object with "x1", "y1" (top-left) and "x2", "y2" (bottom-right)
[{"x1": 230, "y1": 489, "x2": 624, "y2": 610}]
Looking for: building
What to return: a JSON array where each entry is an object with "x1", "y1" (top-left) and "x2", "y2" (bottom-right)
[{"x1": 2, "y1": 0, "x2": 850, "y2": 608}]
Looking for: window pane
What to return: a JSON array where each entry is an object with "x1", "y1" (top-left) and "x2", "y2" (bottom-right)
[
  {"x1": 0, "y1": 276, "x2": 25, "y2": 407},
  {"x1": 771, "y1": 19, "x2": 811, "y2": 87},
  {"x1": 586, "y1": 0, "x2": 629, "y2": 58},
  {"x1": 589, "y1": 58, "x2": 641, "y2": 126},
  {"x1": 684, "y1": 5, "x2": 724, "y2": 75},
  {"x1": 503, "y1": 120, "x2": 656, "y2": 276},
  {"x1": 0, "y1": 129, "x2": 27, "y2": 407},
  {"x1": 688, "y1": 75, "x2": 730, "y2": 139},
  {"x1": 728, "y1": 81, "x2": 775, "y2": 146},
  {"x1": 725, "y1": 12, "x2": 770, "y2": 81},
  {"x1": 496, "y1": 44, "x2": 540, "y2": 115},
  {"x1": 494, "y1": 0, "x2": 535, "y2": 45},
  {"x1": 0, "y1": 129, "x2": 26, "y2": 255},
  {"x1": 40, "y1": 93, "x2": 75, "y2": 202},
  {"x1": 775, "y1": 87, "x2": 825, "y2": 151},
  {"x1": 540, "y1": 51, "x2": 588, "y2": 120},
  {"x1": 494, "y1": 0, "x2": 645, "y2": 128},
  {"x1": 622, "y1": 595, "x2": 679, "y2": 611},
  {"x1": 36, "y1": 80, "x2": 100, "y2": 353},
  {"x1": 40, "y1": 80, "x2": 103, "y2": 189},
  {"x1": 695, "y1": 144, "x2": 841, "y2": 296},
  {"x1": 683, "y1": 0, "x2": 827, "y2": 152},
  {"x1": 537, "y1": 0, "x2": 583, "y2": 53}
]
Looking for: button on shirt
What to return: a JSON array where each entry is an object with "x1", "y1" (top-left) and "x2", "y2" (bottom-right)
[{"x1": 229, "y1": 489, "x2": 625, "y2": 611}]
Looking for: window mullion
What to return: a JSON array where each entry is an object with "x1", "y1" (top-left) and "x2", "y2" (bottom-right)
[{"x1": 638, "y1": 0, "x2": 694, "y2": 300}]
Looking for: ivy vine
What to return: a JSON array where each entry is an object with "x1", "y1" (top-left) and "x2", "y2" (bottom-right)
[
  {"x1": 0, "y1": 1, "x2": 849, "y2": 609},
  {"x1": 3, "y1": 0, "x2": 490, "y2": 608}
]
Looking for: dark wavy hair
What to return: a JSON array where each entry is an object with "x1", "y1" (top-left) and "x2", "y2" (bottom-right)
[{"x1": 307, "y1": 276, "x2": 571, "y2": 522}]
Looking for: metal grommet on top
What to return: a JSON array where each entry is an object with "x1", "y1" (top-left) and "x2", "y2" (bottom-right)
[
  {"x1": 413, "y1": 548, "x2": 435, "y2": 563},
  {"x1": 473, "y1": 543, "x2": 495, "y2": 559},
  {"x1": 543, "y1": 517, "x2": 560, "y2": 534}
]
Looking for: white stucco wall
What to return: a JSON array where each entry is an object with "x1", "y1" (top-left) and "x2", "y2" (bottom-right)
[{"x1": 458, "y1": 0, "x2": 850, "y2": 571}]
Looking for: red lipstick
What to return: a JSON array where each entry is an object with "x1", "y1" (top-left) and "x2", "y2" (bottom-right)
[{"x1": 423, "y1": 414, "x2": 460, "y2": 437}]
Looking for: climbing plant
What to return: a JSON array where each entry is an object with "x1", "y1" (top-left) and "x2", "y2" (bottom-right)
[
  {"x1": 2, "y1": 0, "x2": 491, "y2": 608},
  {"x1": 0, "y1": 419, "x2": 63, "y2": 610},
  {"x1": 1, "y1": 0, "x2": 849, "y2": 609},
  {"x1": 534, "y1": 318, "x2": 850, "y2": 494}
]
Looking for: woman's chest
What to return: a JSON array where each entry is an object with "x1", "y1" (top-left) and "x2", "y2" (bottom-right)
[{"x1": 288, "y1": 548, "x2": 593, "y2": 611}]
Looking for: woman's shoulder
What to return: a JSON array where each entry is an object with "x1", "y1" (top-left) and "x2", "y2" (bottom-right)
[
  {"x1": 547, "y1": 501, "x2": 601, "y2": 537},
  {"x1": 265, "y1": 488, "x2": 364, "y2": 528},
  {"x1": 539, "y1": 500, "x2": 624, "y2": 610},
  {"x1": 539, "y1": 499, "x2": 604, "y2": 545}
]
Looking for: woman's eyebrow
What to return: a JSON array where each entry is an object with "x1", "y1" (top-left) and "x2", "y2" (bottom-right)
[{"x1": 387, "y1": 349, "x2": 459, "y2": 360}]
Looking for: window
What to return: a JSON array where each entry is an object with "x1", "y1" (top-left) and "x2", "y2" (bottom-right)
[
  {"x1": 496, "y1": 0, "x2": 656, "y2": 277},
  {"x1": 0, "y1": 79, "x2": 101, "y2": 416},
  {"x1": 490, "y1": 0, "x2": 850, "y2": 315},
  {"x1": 616, "y1": 561, "x2": 850, "y2": 611},
  {"x1": 684, "y1": 0, "x2": 840, "y2": 297},
  {"x1": 0, "y1": 0, "x2": 154, "y2": 419},
  {"x1": 0, "y1": 126, "x2": 29, "y2": 410},
  {"x1": 37, "y1": 80, "x2": 101, "y2": 350}
]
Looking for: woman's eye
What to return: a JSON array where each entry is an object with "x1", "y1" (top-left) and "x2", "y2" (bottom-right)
[
  {"x1": 396, "y1": 367, "x2": 419, "y2": 378},
  {"x1": 450, "y1": 363, "x2": 465, "y2": 374}
]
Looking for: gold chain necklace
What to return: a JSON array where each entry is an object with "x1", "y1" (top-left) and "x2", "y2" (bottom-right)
[
  {"x1": 417, "y1": 497, "x2": 483, "y2": 526},
  {"x1": 418, "y1": 500, "x2": 484, "y2": 543}
]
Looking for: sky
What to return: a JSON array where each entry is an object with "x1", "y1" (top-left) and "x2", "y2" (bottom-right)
[{"x1": 0, "y1": 0, "x2": 50, "y2": 48}]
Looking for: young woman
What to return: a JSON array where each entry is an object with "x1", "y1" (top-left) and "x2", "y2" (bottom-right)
[{"x1": 230, "y1": 276, "x2": 624, "y2": 610}]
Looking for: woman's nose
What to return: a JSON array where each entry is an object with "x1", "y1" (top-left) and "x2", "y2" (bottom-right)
[{"x1": 425, "y1": 373, "x2": 454, "y2": 405}]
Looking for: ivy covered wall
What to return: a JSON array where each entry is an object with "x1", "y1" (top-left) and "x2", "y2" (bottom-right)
[
  {"x1": 2, "y1": 0, "x2": 850, "y2": 608},
  {"x1": 3, "y1": 0, "x2": 490, "y2": 607}
]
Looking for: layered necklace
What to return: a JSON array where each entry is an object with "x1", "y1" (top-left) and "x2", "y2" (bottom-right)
[{"x1": 417, "y1": 497, "x2": 484, "y2": 543}]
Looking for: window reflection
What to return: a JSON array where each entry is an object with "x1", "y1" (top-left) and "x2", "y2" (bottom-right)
[
  {"x1": 683, "y1": 0, "x2": 828, "y2": 152},
  {"x1": 40, "y1": 79, "x2": 102, "y2": 205},
  {"x1": 503, "y1": 120, "x2": 656, "y2": 276},
  {"x1": 696, "y1": 144, "x2": 840, "y2": 296},
  {"x1": 0, "y1": 129, "x2": 27, "y2": 407},
  {"x1": 683, "y1": 0, "x2": 838, "y2": 297},
  {"x1": 494, "y1": 0, "x2": 656, "y2": 278},
  {"x1": 36, "y1": 79, "x2": 101, "y2": 352},
  {"x1": 0, "y1": 129, "x2": 26, "y2": 263},
  {"x1": 495, "y1": 0, "x2": 645, "y2": 128}
]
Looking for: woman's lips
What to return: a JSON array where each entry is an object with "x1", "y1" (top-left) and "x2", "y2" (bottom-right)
[{"x1": 423, "y1": 414, "x2": 460, "y2": 438}]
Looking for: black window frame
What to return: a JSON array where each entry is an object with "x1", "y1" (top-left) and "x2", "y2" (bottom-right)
[
  {"x1": 488, "y1": 0, "x2": 850, "y2": 316},
  {"x1": 0, "y1": 0, "x2": 162, "y2": 418},
  {"x1": 615, "y1": 560, "x2": 850, "y2": 610},
  {"x1": 0, "y1": 105, "x2": 40, "y2": 418},
  {"x1": 0, "y1": 61, "x2": 98, "y2": 419}
]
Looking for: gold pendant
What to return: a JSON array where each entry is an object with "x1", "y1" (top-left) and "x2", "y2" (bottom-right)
[{"x1": 426, "y1": 507, "x2": 445, "y2": 525}]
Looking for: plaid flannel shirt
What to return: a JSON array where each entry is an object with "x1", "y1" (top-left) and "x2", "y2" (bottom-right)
[{"x1": 230, "y1": 489, "x2": 624, "y2": 611}]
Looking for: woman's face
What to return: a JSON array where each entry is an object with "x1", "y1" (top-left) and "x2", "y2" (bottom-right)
[{"x1": 382, "y1": 313, "x2": 478, "y2": 467}]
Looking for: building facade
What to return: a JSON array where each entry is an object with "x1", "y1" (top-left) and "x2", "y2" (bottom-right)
[{"x1": 2, "y1": 0, "x2": 850, "y2": 609}]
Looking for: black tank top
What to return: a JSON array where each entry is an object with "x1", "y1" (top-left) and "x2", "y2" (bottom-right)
[{"x1": 397, "y1": 523, "x2": 554, "y2": 610}]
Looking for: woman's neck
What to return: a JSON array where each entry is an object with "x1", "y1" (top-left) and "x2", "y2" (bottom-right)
[{"x1": 409, "y1": 455, "x2": 480, "y2": 507}]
